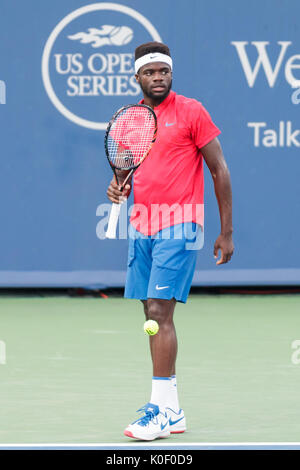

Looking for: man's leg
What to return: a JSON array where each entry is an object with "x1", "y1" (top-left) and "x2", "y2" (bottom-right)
[
  {"x1": 140, "y1": 298, "x2": 185, "y2": 434},
  {"x1": 141, "y1": 299, "x2": 177, "y2": 377},
  {"x1": 124, "y1": 224, "x2": 198, "y2": 439}
]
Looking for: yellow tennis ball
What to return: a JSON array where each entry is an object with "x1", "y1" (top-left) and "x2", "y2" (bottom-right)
[{"x1": 144, "y1": 320, "x2": 159, "y2": 336}]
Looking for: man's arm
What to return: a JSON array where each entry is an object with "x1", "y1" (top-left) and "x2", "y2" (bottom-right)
[{"x1": 201, "y1": 137, "x2": 234, "y2": 265}]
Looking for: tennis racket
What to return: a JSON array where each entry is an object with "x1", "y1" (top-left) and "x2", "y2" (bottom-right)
[{"x1": 105, "y1": 104, "x2": 157, "y2": 239}]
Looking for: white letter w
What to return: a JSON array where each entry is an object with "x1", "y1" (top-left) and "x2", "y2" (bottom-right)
[{"x1": 231, "y1": 41, "x2": 292, "y2": 87}]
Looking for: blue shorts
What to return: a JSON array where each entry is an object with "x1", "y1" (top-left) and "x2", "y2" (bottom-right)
[{"x1": 124, "y1": 223, "x2": 204, "y2": 303}]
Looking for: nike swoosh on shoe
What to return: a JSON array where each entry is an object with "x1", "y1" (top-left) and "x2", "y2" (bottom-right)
[
  {"x1": 160, "y1": 420, "x2": 169, "y2": 431},
  {"x1": 169, "y1": 416, "x2": 184, "y2": 426}
]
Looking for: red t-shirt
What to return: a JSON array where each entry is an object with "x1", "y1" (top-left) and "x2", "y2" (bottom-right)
[{"x1": 130, "y1": 90, "x2": 221, "y2": 235}]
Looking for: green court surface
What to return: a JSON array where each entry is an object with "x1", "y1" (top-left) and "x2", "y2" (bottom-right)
[{"x1": 0, "y1": 294, "x2": 300, "y2": 444}]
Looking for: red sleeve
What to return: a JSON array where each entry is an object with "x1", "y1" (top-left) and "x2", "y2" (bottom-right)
[{"x1": 190, "y1": 102, "x2": 221, "y2": 149}]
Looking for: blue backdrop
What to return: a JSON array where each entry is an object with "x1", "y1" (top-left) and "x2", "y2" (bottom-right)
[{"x1": 0, "y1": 0, "x2": 299, "y2": 287}]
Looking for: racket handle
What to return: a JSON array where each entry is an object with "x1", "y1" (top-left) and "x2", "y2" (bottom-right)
[{"x1": 106, "y1": 203, "x2": 121, "y2": 239}]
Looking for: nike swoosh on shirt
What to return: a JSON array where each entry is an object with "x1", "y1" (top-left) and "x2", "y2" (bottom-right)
[
  {"x1": 165, "y1": 122, "x2": 175, "y2": 127},
  {"x1": 169, "y1": 417, "x2": 184, "y2": 426},
  {"x1": 155, "y1": 285, "x2": 169, "y2": 290}
]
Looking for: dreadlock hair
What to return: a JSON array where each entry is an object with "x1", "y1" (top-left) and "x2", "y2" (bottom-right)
[{"x1": 135, "y1": 42, "x2": 171, "y2": 61}]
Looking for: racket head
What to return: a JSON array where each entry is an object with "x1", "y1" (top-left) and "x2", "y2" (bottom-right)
[{"x1": 104, "y1": 104, "x2": 157, "y2": 171}]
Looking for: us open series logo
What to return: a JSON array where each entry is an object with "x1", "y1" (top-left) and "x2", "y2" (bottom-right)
[{"x1": 42, "y1": 2, "x2": 162, "y2": 130}]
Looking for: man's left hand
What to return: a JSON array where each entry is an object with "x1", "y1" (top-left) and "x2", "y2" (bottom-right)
[{"x1": 214, "y1": 234, "x2": 234, "y2": 265}]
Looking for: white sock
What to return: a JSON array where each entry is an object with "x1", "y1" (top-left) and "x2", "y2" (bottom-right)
[
  {"x1": 167, "y1": 375, "x2": 180, "y2": 413},
  {"x1": 150, "y1": 377, "x2": 171, "y2": 410}
]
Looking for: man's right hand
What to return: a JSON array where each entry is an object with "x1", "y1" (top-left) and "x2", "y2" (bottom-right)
[{"x1": 106, "y1": 177, "x2": 131, "y2": 204}]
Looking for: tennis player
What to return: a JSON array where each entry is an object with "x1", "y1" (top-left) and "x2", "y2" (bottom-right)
[{"x1": 107, "y1": 42, "x2": 234, "y2": 441}]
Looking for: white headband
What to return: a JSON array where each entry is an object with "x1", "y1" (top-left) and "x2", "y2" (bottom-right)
[{"x1": 135, "y1": 53, "x2": 173, "y2": 74}]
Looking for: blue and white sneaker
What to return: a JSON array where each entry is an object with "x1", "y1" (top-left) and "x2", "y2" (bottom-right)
[
  {"x1": 124, "y1": 403, "x2": 170, "y2": 441},
  {"x1": 166, "y1": 407, "x2": 186, "y2": 433}
]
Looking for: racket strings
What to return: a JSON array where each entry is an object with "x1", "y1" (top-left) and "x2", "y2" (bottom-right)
[{"x1": 107, "y1": 107, "x2": 156, "y2": 169}]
